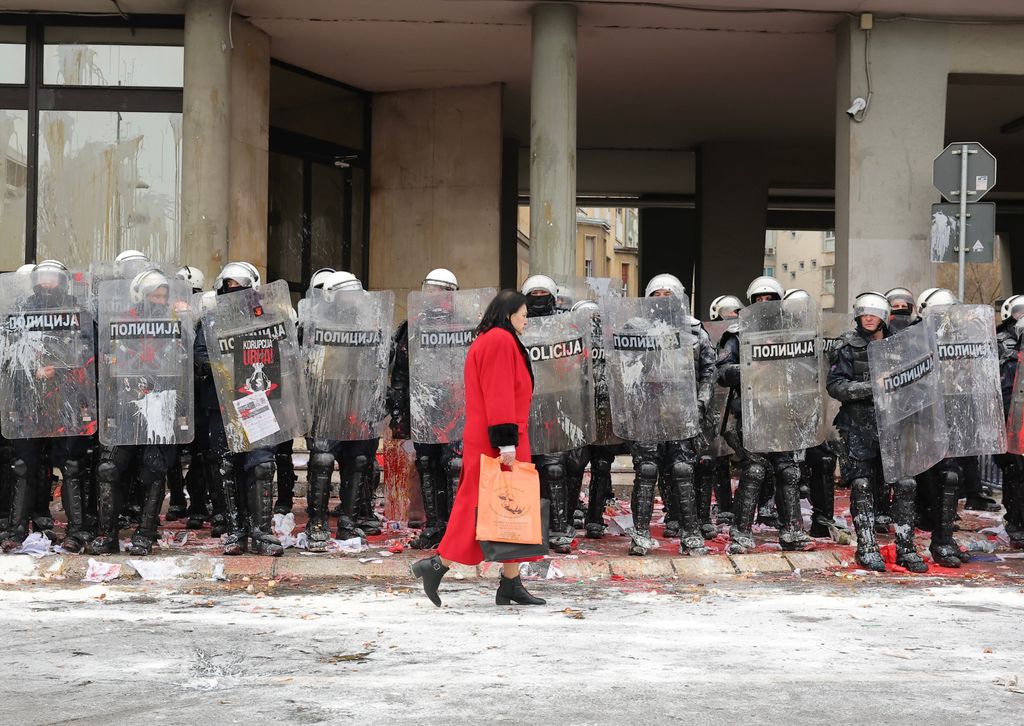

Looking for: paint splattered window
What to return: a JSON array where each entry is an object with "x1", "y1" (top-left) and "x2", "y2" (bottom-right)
[{"x1": 0, "y1": 19, "x2": 183, "y2": 270}]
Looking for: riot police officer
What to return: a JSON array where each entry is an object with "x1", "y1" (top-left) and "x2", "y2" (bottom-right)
[
  {"x1": 388, "y1": 268, "x2": 464, "y2": 549},
  {"x1": 717, "y1": 276, "x2": 814, "y2": 554},
  {"x1": 826, "y1": 291, "x2": 927, "y2": 572},
  {"x1": 998, "y1": 295, "x2": 1024, "y2": 548}
]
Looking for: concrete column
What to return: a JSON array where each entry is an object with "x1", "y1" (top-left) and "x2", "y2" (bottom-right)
[
  {"x1": 697, "y1": 143, "x2": 768, "y2": 314},
  {"x1": 529, "y1": 2, "x2": 577, "y2": 278},
  {"x1": 228, "y1": 18, "x2": 270, "y2": 279},
  {"x1": 834, "y1": 18, "x2": 948, "y2": 309},
  {"x1": 181, "y1": 0, "x2": 231, "y2": 282}
]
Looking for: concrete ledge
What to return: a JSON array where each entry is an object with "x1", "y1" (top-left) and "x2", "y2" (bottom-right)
[
  {"x1": 552, "y1": 558, "x2": 613, "y2": 579},
  {"x1": 729, "y1": 553, "x2": 795, "y2": 574},
  {"x1": 671, "y1": 556, "x2": 738, "y2": 578},
  {"x1": 607, "y1": 557, "x2": 675, "y2": 579},
  {"x1": 784, "y1": 551, "x2": 844, "y2": 571}
]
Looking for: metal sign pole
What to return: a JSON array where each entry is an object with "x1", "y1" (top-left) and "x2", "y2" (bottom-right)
[{"x1": 956, "y1": 143, "x2": 970, "y2": 301}]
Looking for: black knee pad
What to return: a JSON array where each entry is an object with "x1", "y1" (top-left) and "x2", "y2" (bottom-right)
[
  {"x1": 670, "y1": 460, "x2": 694, "y2": 482},
  {"x1": 446, "y1": 456, "x2": 462, "y2": 477},
  {"x1": 60, "y1": 459, "x2": 83, "y2": 479},
  {"x1": 310, "y1": 452, "x2": 335, "y2": 472},
  {"x1": 850, "y1": 477, "x2": 872, "y2": 497},
  {"x1": 745, "y1": 462, "x2": 768, "y2": 486},
  {"x1": 592, "y1": 456, "x2": 612, "y2": 476},
  {"x1": 543, "y1": 463, "x2": 566, "y2": 481},
  {"x1": 414, "y1": 454, "x2": 435, "y2": 474},
  {"x1": 96, "y1": 461, "x2": 118, "y2": 484},
  {"x1": 252, "y1": 461, "x2": 275, "y2": 482},
  {"x1": 893, "y1": 477, "x2": 915, "y2": 500},
  {"x1": 353, "y1": 454, "x2": 372, "y2": 474},
  {"x1": 636, "y1": 461, "x2": 658, "y2": 481},
  {"x1": 776, "y1": 465, "x2": 801, "y2": 488},
  {"x1": 12, "y1": 458, "x2": 29, "y2": 479}
]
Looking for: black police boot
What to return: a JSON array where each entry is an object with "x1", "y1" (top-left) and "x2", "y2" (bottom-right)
[
  {"x1": 166, "y1": 459, "x2": 187, "y2": 521},
  {"x1": 671, "y1": 460, "x2": 709, "y2": 556},
  {"x1": 249, "y1": 462, "x2": 284, "y2": 557},
  {"x1": 808, "y1": 459, "x2": 837, "y2": 538},
  {"x1": 86, "y1": 454, "x2": 122, "y2": 555},
  {"x1": 930, "y1": 472, "x2": 963, "y2": 568},
  {"x1": 695, "y1": 457, "x2": 717, "y2": 540},
  {"x1": 628, "y1": 460, "x2": 658, "y2": 556},
  {"x1": 850, "y1": 478, "x2": 885, "y2": 572},
  {"x1": 727, "y1": 462, "x2": 763, "y2": 555},
  {"x1": 356, "y1": 462, "x2": 383, "y2": 536},
  {"x1": 714, "y1": 459, "x2": 734, "y2": 524},
  {"x1": 585, "y1": 469, "x2": 607, "y2": 539},
  {"x1": 219, "y1": 457, "x2": 248, "y2": 556},
  {"x1": 129, "y1": 477, "x2": 165, "y2": 556},
  {"x1": 0, "y1": 459, "x2": 33, "y2": 552},
  {"x1": 184, "y1": 455, "x2": 209, "y2": 529},
  {"x1": 273, "y1": 445, "x2": 296, "y2": 515},
  {"x1": 336, "y1": 461, "x2": 366, "y2": 541},
  {"x1": 544, "y1": 461, "x2": 573, "y2": 555},
  {"x1": 59, "y1": 459, "x2": 91, "y2": 553},
  {"x1": 410, "y1": 455, "x2": 445, "y2": 549},
  {"x1": 776, "y1": 466, "x2": 814, "y2": 551},
  {"x1": 410, "y1": 554, "x2": 449, "y2": 607},
  {"x1": 892, "y1": 478, "x2": 927, "y2": 573},
  {"x1": 660, "y1": 472, "x2": 681, "y2": 539},
  {"x1": 496, "y1": 574, "x2": 546, "y2": 606},
  {"x1": 874, "y1": 480, "x2": 894, "y2": 534},
  {"x1": 205, "y1": 452, "x2": 228, "y2": 537},
  {"x1": 305, "y1": 451, "x2": 334, "y2": 552}
]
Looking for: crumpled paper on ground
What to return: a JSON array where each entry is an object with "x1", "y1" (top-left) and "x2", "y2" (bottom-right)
[
  {"x1": 272, "y1": 513, "x2": 299, "y2": 549},
  {"x1": 128, "y1": 558, "x2": 186, "y2": 580},
  {"x1": 15, "y1": 532, "x2": 51, "y2": 557},
  {"x1": 83, "y1": 559, "x2": 121, "y2": 583}
]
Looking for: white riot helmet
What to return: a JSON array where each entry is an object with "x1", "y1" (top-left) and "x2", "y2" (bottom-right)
[
  {"x1": 915, "y1": 288, "x2": 939, "y2": 311},
  {"x1": 853, "y1": 291, "x2": 891, "y2": 322},
  {"x1": 521, "y1": 274, "x2": 557, "y2": 297},
  {"x1": 745, "y1": 276, "x2": 785, "y2": 304},
  {"x1": 323, "y1": 270, "x2": 362, "y2": 292},
  {"x1": 1000, "y1": 294, "x2": 1024, "y2": 323},
  {"x1": 645, "y1": 273, "x2": 686, "y2": 299},
  {"x1": 708, "y1": 294, "x2": 743, "y2": 321},
  {"x1": 114, "y1": 249, "x2": 149, "y2": 276},
  {"x1": 570, "y1": 299, "x2": 598, "y2": 313},
  {"x1": 918, "y1": 287, "x2": 959, "y2": 312},
  {"x1": 423, "y1": 268, "x2": 459, "y2": 292},
  {"x1": 885, "y1": 287, "x2": 915, "y2": 310},
  {"x1": 15, "y1": 263, "x2": 35, "y2": 275},
  {"x1": 309, "y1": 267, "x2": 335, "y2": 290},
  {"x1": 175, "y1": 265, "x2": 205, "y2": 292},
  {"x1": 130, "y1": 269, "x2": 171, "y2": 304},
  {"x1": 214, "y1": 261, "x2": 260, "y2": 293},
  {"x1": 31, "y1": 259, "x2": 69, "y2": 290},
  {"x1": 783, "y1": 288, "x2": 811, "y2": 302}
]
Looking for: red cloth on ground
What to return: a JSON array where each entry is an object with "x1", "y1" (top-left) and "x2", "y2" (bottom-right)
[{"x1": 437, "y1": 326, "x2": 535, "y2": 566}]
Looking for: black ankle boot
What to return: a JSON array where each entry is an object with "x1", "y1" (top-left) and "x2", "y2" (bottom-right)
[
  {"x1": 410, "y1": 555, "x2": 449, "y2": 607},
  {"x1": 496, "y1": 574, "x2": 546, "y2": 606}
]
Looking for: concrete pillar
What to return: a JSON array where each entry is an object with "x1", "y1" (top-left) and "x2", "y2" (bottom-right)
[
  {"x1": 529, "y1": 2, "x2": 577, "y2": 278},
  {"x1": 228, "y1": 18, "x2": 270, "y2": 279},
  {"x1": 834, "y1": 18, "x2": 948, "y2": 309},
  {"x1": 697, "y1": 143, "x2": 768, "y2": 314},
  {"x1": 181, "y1": 0, "x2": 231, "y2": 283}
]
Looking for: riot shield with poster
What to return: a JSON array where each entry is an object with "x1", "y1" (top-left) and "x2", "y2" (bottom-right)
[
  {"x1": 521, "y1": 310, "x2": 596, "y2": 454},
  {"x1": 702, "y1": 320, "x2": 733, "y2": 456},
  {"x1": 97, "y1": 276, "x2": 195, "y2": 446},
  {"x1": 304, "y1": 288, "x2": 394, "y2": 442},
  {"x1": 408, "y1": 287, "x2": 494, "y2": 444},
  {"x1": 0, "y1": 270, "x2": 97, "y2": 440},
  {"x1": 202, "y1": 279, "x2": 310, "y2": 452},
  {"x1": 924, "y1": 304, "x2": 1006, "y2": 457},
  {"x1": 738, "y1": 298, "x2": 825, "y2": 453},
  {"x1": 603, "y1": 296, "x2": 700, "y2": 444},
  {"x1": 868, "y1": 322, "x2": 946, "y2": 482},
  {"x1": 820, "y1": 312, "x2": 851, "y2": 445}
]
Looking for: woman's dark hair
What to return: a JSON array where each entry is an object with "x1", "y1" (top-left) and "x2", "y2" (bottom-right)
[{"x1": 477, "y1": 289, "x2": 527, "y2": 335}]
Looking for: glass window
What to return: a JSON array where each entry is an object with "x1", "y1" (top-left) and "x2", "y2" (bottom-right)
[
  {"x1": 811, "y1": 258, "x2": 817, "y2": 268},
  {"x1": 789, "y1": 271, "x2": 796, "y2": 280},
  {"x1": 270, "y1": 65, "x2": 365, "y2": 150},
  {"x1": 43, "y1": 28, "x2": 183, "y2": 87},
  {"x1": 824, "y1": 230, "x2": 835, "y2": 252},
  {"x1": 267, "y1": 152, "x2": 304, "y2": 285},
  {"x1": 311, "y1": 162, "x2": 346, "y2": 272},
  {"x1": 799, "y1": 261, "x2": 805, "y2": 270},
  {"x1": 0, "y1": 27, "x2": 26, "y2": 85},
  {"x1": 0, "y1": 110, "x2": 28, "y2": 270},
  {"x1": 782, "y1": 263, "x2": 788, "y2": 272},
  {"x1": 763, "y1": 266, "x2": 774, "y2": 277},
  {"x1": 36, "y1": 110, "x2": 182, "y2": 267}
]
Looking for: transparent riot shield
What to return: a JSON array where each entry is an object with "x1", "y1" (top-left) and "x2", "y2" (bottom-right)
[
  {"x1": 304, "y1": 288, "x2": 394, "y2": 442},
  {"x1": 202, "y1": 279, "x2": 311, "y2": 452},
  {"x1": 1007, "y1": 352, "x2": 1024, "y2": 455},
  {"x1": 553, "y1": 275, "x2": 622, "y2": 312},
  {"x1": 98, "y1": 278, "x2": 195, "y2": 446},
  {"x1": 868, "y1": 322, "x2": 947, "y2": 482},
  {"x1": 924, "y1": 304, "x2": 1006, "y2": 457},
  {"x1": 0, "y1": 271, "x2": 97, "y2": 439},
  {"x1": 408, "y1": 287, "x2": 495, "y2": 444},
  {"x1": 820, "y1": 312, "x2": 851, "y2": 445},
  {"x1": 603, "y1": 296, "x2": 699, "y2": 444},
  {"x1": 521, "y1": 310, "x2": 597, "y2": 454},
  {"x1": 739, "y1": 298, "x2": 824, "y2": 453},
  {"x1": 703, "y1": 320, "x2": 734, "y2": 456}
]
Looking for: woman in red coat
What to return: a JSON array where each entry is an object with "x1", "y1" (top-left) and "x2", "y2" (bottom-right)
[{"x1": 411, "y1": 290, "x2": 546, "y2": 607}]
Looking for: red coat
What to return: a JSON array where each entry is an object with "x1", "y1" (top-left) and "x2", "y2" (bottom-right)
[{"x1": 437, "y1": 326, "x2": 535, "y2": 565}]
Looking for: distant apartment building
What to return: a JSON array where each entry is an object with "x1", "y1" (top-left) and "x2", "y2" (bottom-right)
[{"x1": 763, "y1": 230, "x2": 836, "y2": 311}]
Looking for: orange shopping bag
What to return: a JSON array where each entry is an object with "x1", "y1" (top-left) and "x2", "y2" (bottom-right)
[{"x1": 475, "y1": 454, "x2": 543, "y2": 544}]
